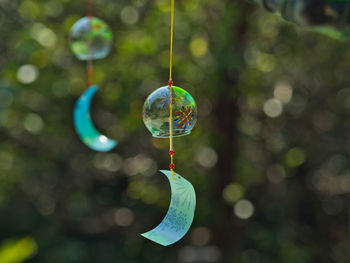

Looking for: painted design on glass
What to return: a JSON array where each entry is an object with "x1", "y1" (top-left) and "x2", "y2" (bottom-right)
[
  {"x1": 142, "y1": 85, "x2": 197, "y2": 138},
  {"x1": 160, "y1": 92, "x2": 175, "y2": 108},
  {"x1": 69, "y1": 16, "x2": 113, "y2": 61},
  {"x1": 74, "y1": 85, "x2": 117, "y2": 152},
  {"x1": 174, "y1": 106, "x2": 193, "y2": 130},
  {"x1": 141, "y1": 170, "x2": 196, "y2": 246}
]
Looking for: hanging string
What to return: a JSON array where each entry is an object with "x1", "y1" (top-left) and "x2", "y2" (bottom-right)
[
  {"x1": 169, "y1": 0, "x2": 174, "y2": 82},
  {"x1": 87, "y1": 0, "x2": 92, "y2": 18},
  {"x1": 168, "y1": 0, "x2": 176, "y2": 180},
  {"x1": 87, "y1": 0, "x2": 93, "y2": 87},
  {"x1": 87, "y1": 51, "x2": 93, "y2": 87}
]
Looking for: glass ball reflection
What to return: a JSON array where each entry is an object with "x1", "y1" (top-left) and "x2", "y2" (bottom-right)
[
  {"x1": 143, "y1": 85, "x2": 197, "y2": 138},
  {"x1": 69, "y1": 16, "x2": 113, "y2": 61}
]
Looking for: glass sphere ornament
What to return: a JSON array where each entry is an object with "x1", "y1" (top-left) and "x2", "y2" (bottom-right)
[
  {"x1": 69, "y1": 16, "x2": 113, "y2": 61},
  {"x1": 143, "y1": 85, "x2": 197, "y2": 138}
]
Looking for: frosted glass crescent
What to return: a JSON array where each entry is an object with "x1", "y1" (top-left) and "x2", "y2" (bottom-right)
[
  {"x1": 74, "y1": 85, "x2": 117, "y2": 152},
  {"x1": 141, "y1": 170, "x2": 196, "y2": 246}
]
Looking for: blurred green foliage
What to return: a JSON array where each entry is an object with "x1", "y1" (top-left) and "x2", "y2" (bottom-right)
[
  {"x1": 0, "y1": 0, "x2": 349, "y2": 263},
  {"x1": 0, "y1": 237, "x2": 36, "y2": 263}
]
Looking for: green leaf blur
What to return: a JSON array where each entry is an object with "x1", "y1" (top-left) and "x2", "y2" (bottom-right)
[{"x1": 0, "y1": 0, "x2": 349, "y2": 263}]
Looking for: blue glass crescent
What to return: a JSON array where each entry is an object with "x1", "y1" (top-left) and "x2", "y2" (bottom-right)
[
  {"x1": 73, "y1": 85, "x2": 117, "y2": 152},
  {"x1": 141, "y1": 170, "x2": 196, "y2": 246}
]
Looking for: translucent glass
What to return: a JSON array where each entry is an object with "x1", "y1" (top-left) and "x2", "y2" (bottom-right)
[
  {"x1": 74, "y1": 85, "x2": 117, "y2": 152},
  {"x1": 69, "y1": 16, "x2": 113, "y2": 61},
  {"x1": 141, "y1": 170, "x2": 196, "y2": 246},
  {"x1": 143, "y1": 86, "x2": 197, "y2": 138}
]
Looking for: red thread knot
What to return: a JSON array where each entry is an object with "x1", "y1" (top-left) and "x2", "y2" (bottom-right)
[
  {"x1": 169, "y1": 150, "x2": 175, "y2": 156},
  {"x1": 168, "y1": 80, "x2": 173, "y2": 87},
  {"x1": 169, "y1": 163, "x2": 175, "y2": 170}
]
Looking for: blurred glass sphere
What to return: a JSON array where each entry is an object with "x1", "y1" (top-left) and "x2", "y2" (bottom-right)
[
  {"x1": 143, "y1": 85, "x2": 197, "y2": 138},
  {"x1": 69, "y1": 16, "x2": 113, "y2": 60}
]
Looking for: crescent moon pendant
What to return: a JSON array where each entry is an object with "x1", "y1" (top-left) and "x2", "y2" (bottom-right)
[{"x1": 73, "y1": 85, "x2": 117, "y2": 152}]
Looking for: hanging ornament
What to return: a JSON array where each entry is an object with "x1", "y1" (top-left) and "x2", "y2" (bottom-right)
[
  {"x1": 141, "y1": 170, "x2": 196, "y2": 246},
  {"x1": 143, "y1": 85, "x2": 197, "y2": 138},
  {"x1": 141, "y1": 0, "x2": 197, "y2": 246},
  {"x1": 69, "y1": 16, "x2": 113, "y2": 61},
  {"x1": 74, "y1": 85, "x2": 117, "y2": 152},
  {"x1": 70, "y1": 0, "x2": 117, "y2": 152}
]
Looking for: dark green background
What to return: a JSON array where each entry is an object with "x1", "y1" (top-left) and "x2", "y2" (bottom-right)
[{"x1": 0, "y1": 0, "x2": 349, "y2": 262}]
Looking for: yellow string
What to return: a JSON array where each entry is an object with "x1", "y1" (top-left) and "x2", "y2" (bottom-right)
[
  {"x1": 169, "y1": 0, "x2": 176, "y2": 180},
  {"x1": 169, "y1": 0, "x2": 174, "y2": 82}
]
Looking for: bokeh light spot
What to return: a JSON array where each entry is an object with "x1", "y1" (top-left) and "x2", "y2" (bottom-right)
[
  {"x1": 234, "y1": 199, "x2": 254, "y2": 219},
  {"x1": 191, "y1": 227, "x2": 211, "y2": 246},
  {"x1": 44, "y1": 0, "x2": 63, "y2": 17},
  {"x1": 18, "y1": 1, "x2": 40, "y2": 19},
  {"x1": 274, "y1": 81, "x2": 293, "y2": 104},
  {"x1": 30, "y1": 23, "x2": 57, "y2": 47},
  {"x1": 17, "y1": 65, "x2": 39, "y2": 84},
  {"x1": 267, "y1": 164, "x2": 286, "y2": 183},
  {"x1": 114, "y1": 208, "x2": 134, "y2": 226},
  {"x1": 120, "y1": 6, "x2": 139, "y2": 25},
  {"x1": 195, "y1": 147, "x2": 218, "y2": 168},
  {"x1": 93, "y1": 153, "x2": 123, "y2": 172},
  {"x1": 256, "y1": 53, "x2": 275, "y2": 72},
  {"x1": 23, "y1": 113, "x2": 44, "y2": 134},
  {"x1": 263, "y1": 98, "x2": 283, "y2": 118},
  {"x1": 285, "y1": 147, "x2": 306, "y2": 167},
  {"x1": 190, "y1": 37, "x2": 208, "y2": 57},
  {"x1": 222, "y1": 183, "x2": 244, "y2": 204}
]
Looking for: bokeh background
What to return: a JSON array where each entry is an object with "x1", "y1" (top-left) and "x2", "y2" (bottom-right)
[{"x1": 0, "y1": 0, "x2": 349, "y2": 262}]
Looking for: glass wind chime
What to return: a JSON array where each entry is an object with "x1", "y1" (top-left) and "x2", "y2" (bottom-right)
[
  {"x1": 141, "y1": 0, "x2": 197, "y2": 246},
  {"x1": 69, "y1": 0, "x2": 197, "y2": 247},
  {"x1": 69, "y1": 0, "x2": 117, "y2": 152}
]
